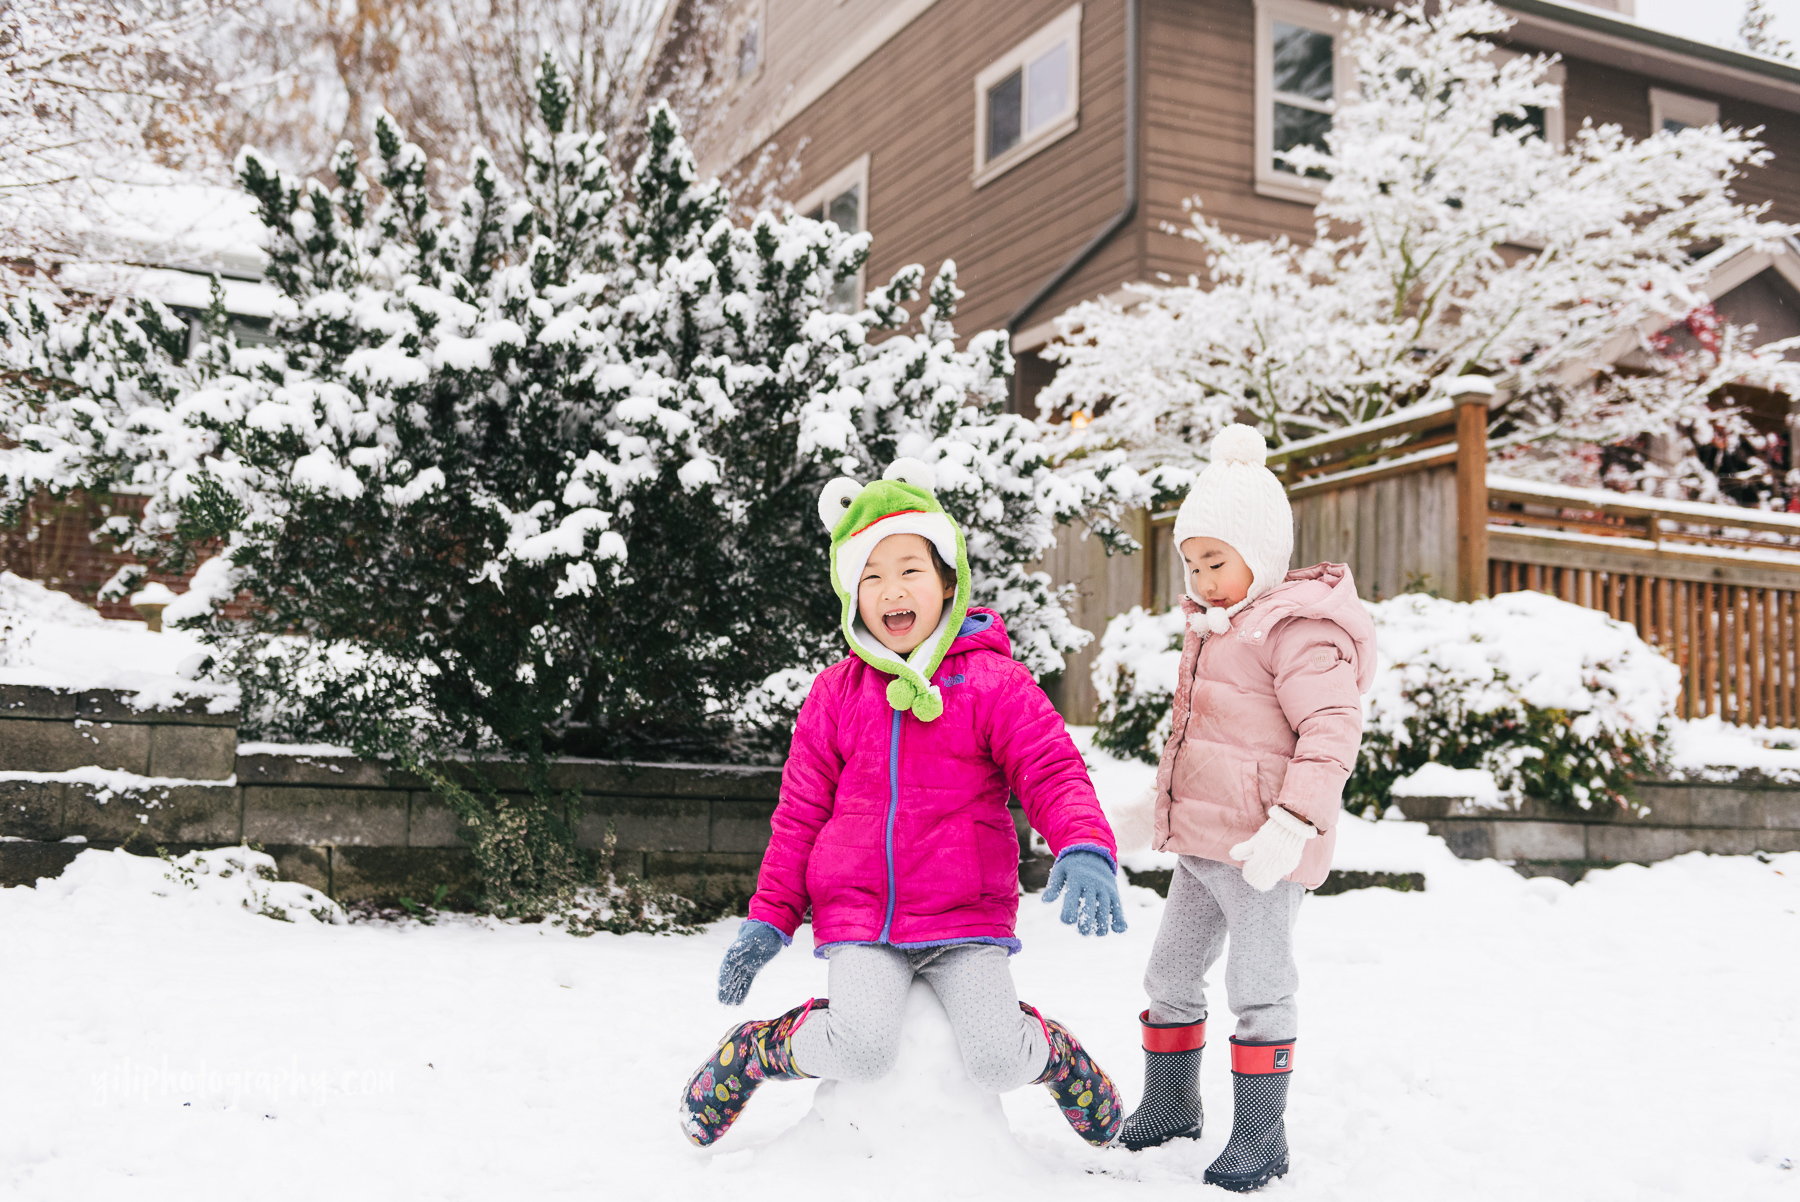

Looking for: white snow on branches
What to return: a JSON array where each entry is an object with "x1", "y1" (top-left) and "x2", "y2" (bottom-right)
[{"x1": 1041, "y1": 0, "x2": 1800, "y2": 502}]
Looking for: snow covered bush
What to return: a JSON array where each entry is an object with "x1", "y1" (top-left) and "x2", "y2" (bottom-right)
[
  {"x1": 1350, "y1": 592, "x2": 1681, "y2": 815},
  {"x1": 1090, "y1": 606, "x2": 1185, "y2": 765},
  {"x1": 157, "y1": 845, "x2": 345, "y2": 925},
  {"x1": 0, "y1": 59, "x2": 1139, "y2": 768},
  {"x1": 1039, "y1": 0, "x2": 1800, "y2": 505},
  {"x1": 1089, "y1": 591, "x2": 1680, "y2": 812},
  {"x1": 0, "y1": 57, "x2": 1139, "y2": 922}
]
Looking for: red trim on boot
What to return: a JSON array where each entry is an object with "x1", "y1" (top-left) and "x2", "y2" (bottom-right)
[
  {"x1": 1229, "y1": 1036, "x2": 1295, "y2": 1075},
  {"x1": 1139, "y1": 1010, "x2": 1206, "y2": 1053}
]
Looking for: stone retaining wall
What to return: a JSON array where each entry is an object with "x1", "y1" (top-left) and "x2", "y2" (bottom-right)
[
  {"x1": 1394, "y1": 779, "x2": 1800, "y2": 881},
  {"x1": 9, "y1": 686, "x2": 1800, "y2": 900},
  {"x1": 0, "y1": 684, "x2": 236, "y2": 779},
  {"x1": 1, "y1": 745, "x2": 790, "y2": 908}
]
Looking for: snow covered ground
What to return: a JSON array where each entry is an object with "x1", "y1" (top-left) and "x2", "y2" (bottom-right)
[{"x1": 3, "y1": 828, "x2": 1795, "y2": 1200}]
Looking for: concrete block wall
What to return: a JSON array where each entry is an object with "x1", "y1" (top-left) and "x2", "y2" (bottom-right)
[
  {"x1": 1396, "y1": 780, "x2": 1800, "y2": 881},
  {"x1": 0, "y1": 685, "x2": 236, "y2": 779},
  {"x1": 0, "y1": 728, "x2": 789, "y2": 908},
  {"x1": 9, "y1": 685, "x2": 1800, "y2": 900}
]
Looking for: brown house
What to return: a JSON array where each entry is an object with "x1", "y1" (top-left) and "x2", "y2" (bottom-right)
[
  {"x1": 684, "y1": 0, "x2": 1800, "y2": 414},
  {"x1": 673, "y1": 0, "x2": 1800, "y2": 720}
]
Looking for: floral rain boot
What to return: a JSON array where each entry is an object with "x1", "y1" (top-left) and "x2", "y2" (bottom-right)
[
  {"x1": 1118, "y1": 1011, "x2": 1205, "y2": 1150},
  {"x1": 1021, "y1": 1002, "x2": 1124, "y2": 1146},
  {"x1": 678, "y1": 998, "x2": 822, "y2": 1147}
]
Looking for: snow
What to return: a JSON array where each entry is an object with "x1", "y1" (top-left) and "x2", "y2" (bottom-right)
[
  {"x1": 1, "y1": 836, "x2": 1795, "y2": 1198},
  {"x1": 0, "y1": 573, "x2": 237, "y2": 713},
  {"x1": 1391, "y1": 763, "x2": 1502, "y2": 807},
  {"x1": 1370, "y1": 591, "x2": 1681, "y2": 743},
  {"x1": 234, "y1": 742, "x2": 357, "y2": 758},
  {"x1": 1669, "y1": 716, "x2": 1800, "y2": 780},
  {"x1": 128, "y1": 582, "x2": 180, "y2": 609},
  {"x1": 0, "y1": 767, "x2": 236, "y2": 804}
]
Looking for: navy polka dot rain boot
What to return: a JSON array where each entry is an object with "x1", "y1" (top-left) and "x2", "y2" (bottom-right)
[
  {"x1": 1118, "y1": 1011, "x2": 1205, "y2": 1150},
  {"x1": 1203, "y1": 1037, "x2": 1295, "y2": 1192},
  {"x1": 678, "y1": 999, "x2": 821, "y2": 1147}
]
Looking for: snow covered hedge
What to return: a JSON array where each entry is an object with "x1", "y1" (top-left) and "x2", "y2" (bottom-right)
[
  {"x1": 1354, "y1": 593, "x2": 1679, "y2": 814},
  {"x1": 1090, "y1": 606, "x2": 1185, "y2": 765},
  {"x1": 1091, "y1": 592, "x2": 1681, "y2": 812},
  {"x1": 0, "y1": 59, "x2": 1142, "y2": 765}
]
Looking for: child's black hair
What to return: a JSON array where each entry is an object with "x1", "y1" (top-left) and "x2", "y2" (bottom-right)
[{"x1": 926, "y1": 541, "x2": 957, "y2": 593}]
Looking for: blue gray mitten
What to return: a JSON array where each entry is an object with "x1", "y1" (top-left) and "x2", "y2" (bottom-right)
[
  {"x1": 716, "y1": 919, "x2": 788, "y2": 1005},
  {"x1": 1042, "y1": 849, "x2": 1128, "y2": 936}
]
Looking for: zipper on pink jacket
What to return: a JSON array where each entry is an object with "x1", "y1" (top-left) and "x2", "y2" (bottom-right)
[{"x1": 878, "y1": 707, "x2": 902, "y2": 942}]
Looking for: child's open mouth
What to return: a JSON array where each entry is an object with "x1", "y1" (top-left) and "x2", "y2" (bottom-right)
[{"x1": 882, "y1": 609, "x2": 916, "y2": 635}]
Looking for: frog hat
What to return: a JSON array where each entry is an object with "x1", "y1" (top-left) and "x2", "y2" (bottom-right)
[{"x1": 818, "y1": 458, "x2": 971, "y2": 722}]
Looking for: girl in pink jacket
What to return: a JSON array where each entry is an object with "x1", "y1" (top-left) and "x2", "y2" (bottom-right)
[
  {"x1": 679, "y1": 459, "x2": 1127, "y2": 1149},
  {"x1": 1113, "y1": 426, "x2": 1375, "y2": 1193}
]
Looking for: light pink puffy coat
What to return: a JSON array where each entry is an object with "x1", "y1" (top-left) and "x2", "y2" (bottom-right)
[
  {"x1": 749, "y1": 609, "x2": 1117, "y2": 947},
  {"x1": 1152, "y1": 563, "x2": 1376, "y2": 889}
]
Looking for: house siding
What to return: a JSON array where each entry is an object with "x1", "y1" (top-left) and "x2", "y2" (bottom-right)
[
  {"x1": 1142, "y1": 0, "x2": 1315, "y2": 286},
  {"x1": 720, "y1": 0, "x2": 1800, "y2": 352},
  {"x1": 724, "y1": 0, "x2": 1138, "y2": 341},
  {"x1": 1558, "y1": 58, "x2": 1800, "y2": 228}
]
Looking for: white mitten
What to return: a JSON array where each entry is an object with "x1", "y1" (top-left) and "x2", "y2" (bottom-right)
[
  {"x1": 1109, "y1": 785, "x2": 1159, "y2": 854},
  {"x1": 1229, "y1": 807, "x2": 1317, "y2": 891}
]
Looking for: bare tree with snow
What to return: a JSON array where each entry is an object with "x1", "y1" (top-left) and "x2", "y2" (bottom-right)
[
  {"x1": 208, "y1": 0, "x2": 728, "y2": 192},
  {"x1": 0, "y1": 0, "x2": 235, "y2": 298},
  {"x1": 1741, "y1": 0, "x2": 1795, "y2": 60}
]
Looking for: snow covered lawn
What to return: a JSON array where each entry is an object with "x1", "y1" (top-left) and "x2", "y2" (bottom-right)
[{"x1": 3, "y1": 829, "x2": 1796, "y2": 1200}]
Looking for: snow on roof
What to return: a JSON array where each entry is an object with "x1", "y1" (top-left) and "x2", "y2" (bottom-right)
[{"x1": 71, "y1": 178, "x2": 269, "y2": 278}]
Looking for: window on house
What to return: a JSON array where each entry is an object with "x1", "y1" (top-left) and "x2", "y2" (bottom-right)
[
  {"x1": 1494, "y1": 106, "x2": 1547, "y2": 140},
  {"x1": 1493, "y1": 50, "x2": 1565, "y2": 145},
  {"x1": 798, "y1": 156, "x2": 869, "y2": 313},
  {"x1": 1650, "y1": 88, "x2": 1720, "y2": 133},
  {"x1": 1254, "y1": 0, "x2": 1346, "y2": 201},
  {"x1": 1271, "y1": 21, "x2": 1334, "y2": 174},
  {"x1": 973, "y1": 4, "x2": 1082, "y2": 185},
  {"x1": 737, "y1": 19, "x2": 761, "y2": 78}
]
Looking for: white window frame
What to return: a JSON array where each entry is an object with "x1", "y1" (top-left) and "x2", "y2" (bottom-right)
[
  {"x1": 972, "y1": 3, "x2": 1083, "y2": 189},
  {"x1": 732, "y1": 0, "x2": 766, "y2": 85},
  {"x1": 1650, "y1": 87, "x2": 1720, "y2": 133},
  {"x1": 1253, "y1": 0, "x2": 1351, "y2": 205},
  {"x1": 795, "y1": 153, "x2": 871, "y2": 310}
]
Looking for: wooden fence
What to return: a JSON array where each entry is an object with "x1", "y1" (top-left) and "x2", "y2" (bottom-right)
[{"x1": 1041, "y1": 385, "x2": 1800, "y2": 725}]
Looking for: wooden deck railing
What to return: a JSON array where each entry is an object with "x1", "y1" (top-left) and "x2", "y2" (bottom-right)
[
  {"x1": 1039, "y1": 382, "x2": 1800, "y2": 727},
  {"x1": 1485, "y1": 477, "x2": 1800, "y2": 724}
]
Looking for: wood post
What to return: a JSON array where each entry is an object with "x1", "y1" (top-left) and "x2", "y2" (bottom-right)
[{"x1": 1454, "y1": 387, "x2": 1491, "y2": 602}]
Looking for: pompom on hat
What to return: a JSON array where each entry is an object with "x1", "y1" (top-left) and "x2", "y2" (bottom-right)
[
  {"x1": 1172, "y1": 424, "x2": 1293, "y2": 633},
  {"x1": 817, "y1": 458, "x2": 971, "y2": 722}
]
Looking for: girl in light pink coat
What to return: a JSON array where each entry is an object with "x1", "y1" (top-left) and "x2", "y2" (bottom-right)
[{"x1": 1112, "y1": 426, "x2": 1375, "y2": 1193}]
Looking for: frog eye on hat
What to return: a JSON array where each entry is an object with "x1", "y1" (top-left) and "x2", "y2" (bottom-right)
[
  {"x1": 816, "y1": 477, "x2": 862, "y2": 531},
  {"x1": 881, "y1": 457, "x2": 936, "y2": 491}
]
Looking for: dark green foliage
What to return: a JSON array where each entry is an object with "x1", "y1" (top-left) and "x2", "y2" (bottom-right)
[{"x1": 1344, "y1": 679, "x2": 1663, "y2": 818}]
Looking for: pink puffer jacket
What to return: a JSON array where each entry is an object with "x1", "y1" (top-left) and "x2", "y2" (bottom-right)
[
  {"x1": 1153, "y1": 563, "x2": 1376, "y2": 889},
  {"x1": 750, "y1": 609, "x2": 1117, "y2": 949}
]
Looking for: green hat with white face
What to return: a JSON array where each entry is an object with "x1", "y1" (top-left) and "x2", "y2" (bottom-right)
[{"x1": 817, "y1": 458, "x2": 971, "y2": 722}]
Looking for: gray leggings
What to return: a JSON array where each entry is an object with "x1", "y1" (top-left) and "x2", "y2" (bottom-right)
[
  {"x1": 1143, "y1": 854, "x2": 1305, "y2": 1042},
  {"x1": 789, "y1": 942, "x2": 1050, "y2": 1093}
]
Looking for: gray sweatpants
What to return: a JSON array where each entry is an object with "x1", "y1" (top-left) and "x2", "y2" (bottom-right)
[
  {"x1": 1144, "y1": 854, "x2": 1305, "y2": 1042},
  {"x1": 789, "y1": 942, "x2": 1050, "y2": 1093}
]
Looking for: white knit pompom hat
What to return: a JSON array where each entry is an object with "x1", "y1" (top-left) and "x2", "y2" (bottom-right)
[{"x1": 1172, "y1": 424, "x2": 1293, "y2": 633}]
